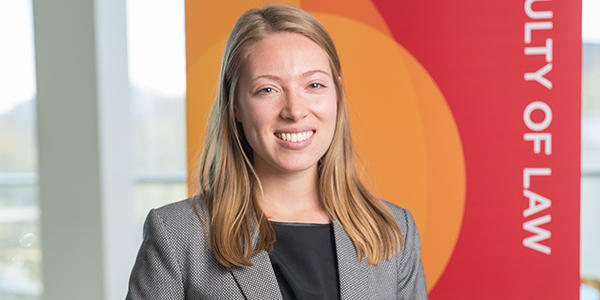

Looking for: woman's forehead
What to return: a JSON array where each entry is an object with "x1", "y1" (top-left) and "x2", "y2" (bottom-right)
[{"x1": 242, "y1": 32, "x2": 332, "y2": 79}]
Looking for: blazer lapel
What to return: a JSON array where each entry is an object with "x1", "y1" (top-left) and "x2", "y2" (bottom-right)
[
  {"x1": 230, "y1": 227, "x2": 283, "y2": 300},
  {"x1": 230, "y1": 219, "x2": 370, "y2": 300},
  {"x1": 230, "y1": 250, "x2": 283, "y2": 300},
  {"x1": 333, "y1": 219, "x2": 370, "y2": 300}
]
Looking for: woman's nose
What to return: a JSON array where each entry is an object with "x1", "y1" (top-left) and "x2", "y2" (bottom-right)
[{"x1": 280, "y1": 90, "x2": 308, "y2": 121}]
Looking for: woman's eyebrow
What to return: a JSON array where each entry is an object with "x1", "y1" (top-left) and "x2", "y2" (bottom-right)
[
  {"x1": 252, "y1": 69, "x2": 331, "y2": 82},
  {"x1": 300, "y1": 69, "x2": 331, "y2": 78},
  {"x1": 252, "y1": 74, "x2": 281, "y2": 82}
]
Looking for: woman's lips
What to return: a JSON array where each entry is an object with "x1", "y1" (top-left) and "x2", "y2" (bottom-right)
[
  {"x1": 274, "y1": 130, "x2": 315, "y2": 150},
  {"x1": 273, "y1": 126, "x2": 316, "y2": 134},
  {"x1": 275, "y1": 130, "x2": 314, "y2": 142}
]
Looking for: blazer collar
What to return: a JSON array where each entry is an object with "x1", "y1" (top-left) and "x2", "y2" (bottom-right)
[
  {"x1": 332, "y1": 219, "x2": 370, "y2": 299},
  {"x1": 230, "y1": 249, "x2": 283, "y2": 300},
  {"x1": 230, "y1": 219, "x2": 370, "y2": 300}
]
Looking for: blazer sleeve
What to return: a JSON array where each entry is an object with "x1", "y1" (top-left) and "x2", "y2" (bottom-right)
[
  {"x1": 397, "y1": 208, "x2": 428, "y2": 300},
  {"x1": 126, "y1": 209, "x2": 185, "y2": 299}
]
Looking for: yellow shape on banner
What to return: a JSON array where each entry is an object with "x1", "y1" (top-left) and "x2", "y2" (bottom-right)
[{"x1": 316, "y1": 13, "x2": 466, "y2": 291}]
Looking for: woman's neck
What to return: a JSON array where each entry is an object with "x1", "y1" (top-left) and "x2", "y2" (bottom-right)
[{"x1": 254, "y1": 163, "x2": 330, "y2": 223}]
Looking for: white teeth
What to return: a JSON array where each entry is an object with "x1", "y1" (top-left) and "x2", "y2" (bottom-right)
[{"x1": 277, "y1": 130, "x2": 313, "y2": 142}]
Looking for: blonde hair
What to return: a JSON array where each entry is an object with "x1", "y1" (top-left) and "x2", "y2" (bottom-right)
[{"x1": 196, "y1": 3, "x2": 403, "y2": 269}]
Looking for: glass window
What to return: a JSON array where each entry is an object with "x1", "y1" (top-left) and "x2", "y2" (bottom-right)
[
  {"x1": 0, "y1": 1, "x2": 42, "y2": 299},
  {"x1": 582, "y1": 42, "x2": 600, "y2": 170},
  {"x1": 581, "y1": 0, "x2": 600, "y2": 296},
  {"x1": 126, "y1": 0, "x2": 188, "y2": 228}
]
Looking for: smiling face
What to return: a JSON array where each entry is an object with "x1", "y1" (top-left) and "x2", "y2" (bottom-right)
[{"x1": 235, "y1": 31, "x2": 338, "y2": 176}]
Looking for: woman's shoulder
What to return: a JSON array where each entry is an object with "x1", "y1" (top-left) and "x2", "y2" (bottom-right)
[
  {"x1": 380, "y1": 200, "x2": 419, "y2": 244},
  {"x1": 380, "y1": 200, "x2": 427, "y2": 296},
  {"x1": 152, "y1": 196, "x2": 207, "y2": 222},
  {"x1": 143, "y1": 196, "x2": 209, "y2": 246}
]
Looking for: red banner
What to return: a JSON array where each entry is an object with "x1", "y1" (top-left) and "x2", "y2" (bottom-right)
[{"x1": 370, "y1": 1, "x2": 581, "y2": 298}]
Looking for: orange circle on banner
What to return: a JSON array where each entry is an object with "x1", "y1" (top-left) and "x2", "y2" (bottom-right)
[
  {"x1": 316, "y1": 13, "x2": 466, "y2": 291},
  {"x1": 187, "y1": 11, "x2": 465, "y2": 292}
]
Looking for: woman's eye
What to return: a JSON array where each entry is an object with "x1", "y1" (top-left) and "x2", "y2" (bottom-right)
[
  {"x1": 309, "y1": 83, "x2": 324, "y2": 89},
  {"x1": 258, "y1": 87, "x2": 274, "y2": 94}
]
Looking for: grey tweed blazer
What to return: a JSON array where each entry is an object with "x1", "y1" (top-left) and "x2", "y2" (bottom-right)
[{"x1": 126, "y1": 197, "x2": 427, "y2": 299}]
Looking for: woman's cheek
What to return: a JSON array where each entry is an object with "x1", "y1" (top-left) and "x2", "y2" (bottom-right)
[
  {"x1": 322, "y1": 98, "x2": 338, "y2": 123},
  {"x1": 250, "y1": 105, "x2": 278, "y2": 135}
]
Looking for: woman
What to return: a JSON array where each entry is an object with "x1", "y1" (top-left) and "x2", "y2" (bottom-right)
[{"x1": 127, "y1": 4, "x2": 426, "y2": 300}]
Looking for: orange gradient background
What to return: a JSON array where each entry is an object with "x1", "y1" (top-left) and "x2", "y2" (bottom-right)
[{"x1": 185, "y1": 0, "x2": 466, "y2": 291}]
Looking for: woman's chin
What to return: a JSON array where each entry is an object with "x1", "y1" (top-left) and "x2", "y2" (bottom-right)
[{"x1": 271, "y1": 160, "x2": 319, "y2": 175}]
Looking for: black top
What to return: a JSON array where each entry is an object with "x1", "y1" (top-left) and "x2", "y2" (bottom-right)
[{"x1": 268, "y1": 221, "x2": 340, "y2": 300}]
